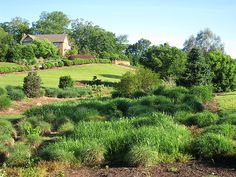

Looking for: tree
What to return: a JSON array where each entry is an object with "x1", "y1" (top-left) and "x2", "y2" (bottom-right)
[
  {"x1": 125, "y1": 38, "x2": 151, "y2": 65},
  {"x1": 23, "y1": 72, "x2": 41, "y2": 98},
  {"x1": 32, "y1": 11, "x2": 70, "y2": 34},
  {"x1": 0, "y1": 17, "x2": 30, "y2": 42},
  {"x1": 0, "y1": 27, "x2": 13, "y2": 61},
  {"x1": 140, "y1": 43, "x2": 187, "y2": 81},
  {"x1": 116, "y1": 68, "x2": 160, "y2": 97},
  {"x1": 32, "y1": 39, "x2": 58, "y2": 58},
  {"x1": 183, "y1": 28, "x2": 224, "y2": 54},
  {"x1": 207, "y1": 50, "x2": 236, "y2": 92},
  {"x1": 71, "y1": 19, "x2": 126, "y2": 59},
  {"x1": 178, "y1": 48, "x2": 212, "y2": 87}
]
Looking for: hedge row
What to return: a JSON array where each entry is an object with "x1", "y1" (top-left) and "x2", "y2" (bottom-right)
[
  {"x1": 62, "y1": 58, "x2": 111, "y2": 66},
  {"x1": 0, "y1": 65, "x2": 31, "y2": 74}
]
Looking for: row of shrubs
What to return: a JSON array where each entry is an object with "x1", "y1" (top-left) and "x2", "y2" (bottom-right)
[
  {"x1": 0, "y1": 58, "x2": 111, "y2": 74},
  {"x1": 0, "y1": 65, "x2": 31, "y2": 74},
  {"x1": 40, "y1": 58, "x2": 111, "y2": 70}
]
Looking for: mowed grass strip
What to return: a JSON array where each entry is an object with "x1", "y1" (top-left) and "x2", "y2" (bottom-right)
[
  {"x1": 216, "y1": 92, "x2": 236, "y2": 110},
  {"x1": 0, "y1": 64, "x2": 131, "y2": 88}
]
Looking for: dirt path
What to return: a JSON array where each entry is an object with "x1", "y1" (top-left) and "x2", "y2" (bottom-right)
[
  {"x1": 0, "y1": 97, "x2": 80, "y2": 117},
  {"x1": 64, "y1": 161, "x2": 236, "y2": 177}
]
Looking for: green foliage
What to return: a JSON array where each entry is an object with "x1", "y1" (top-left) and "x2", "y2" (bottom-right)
[
  {"x1": 116, "y1": 68, "x2": 160, "y2": 97},
  {"x1": 185, "y1": 111, "x2": 219, "y2": 127},
  {"x1": 21, "y1": 45, "x2": 36, "y2": 65},
  {"x1": 178, "y1": 48, "x2": 212, "y2": 87},
  {"x1": 23, "y1": 72, "x2": 41, "y2": 98},
  {"x1": 0, "y1": 62, "x2": 30, "y2": 74},
  {"x1": 189, "y1": 86, "x2": 213, "y2": 102},
  {"x1": 203, "y1": 124, "x2": 236, "y2": 139},
  {"x1": 0, "y1": 27, "x2": 13, "y2": 61},
  {"x1": 32, "y1": 11, "x2": 70, "y2": 34},
  {"x1": 140, "y1": 43, "x2": 187, "y2": 80},
  {"x1": 183, "y1": 28, "x2": 224, "y2": 53},
  {"x1": 0, "y1": 95, "x2": 11, "y2": 109},
  {"x1": 125, "y1": 38, "x2": 151, "y2": 65},
  {"x1": 58, "y1": 76, "x2": 74, "y2": 89},
  {"x1": 0, "y1": 87, "x2": 7, "y2": 96},
  {"x1": 32, "y1": 39, "x2": 58, "y2": 59},
  {"x1": 208, "y1": 50, "x2": 236, "y2": 92},
  {"x1": 0, "y1": 119, "x2": 14, "y2": 136},
  {"x1": 7, "y1": 87, "x2": 25, "y2": 101},
  {"x1": 58, "y1": 121, "x2": 75, "y2": 134},
  {"x1": 6, "y1": 143, "x2": 31, "y2": 167},
  {"x1": 126, "y1": 146, "x2": 158, "y2": 167},
  {"x1": 192, "y1": 133, "x2": 234, "y2": 158},
  {"x1": 71, "y1": 19, "x2": 126, "y2": 59}
]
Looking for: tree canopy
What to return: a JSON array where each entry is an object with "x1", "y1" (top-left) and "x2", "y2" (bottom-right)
[
  {"x1": 140, "y1": 43, "x2": 187, "y2": 81},
  {"x1": 178, "y1": 48, "x2": 212, "y2": 87},
  {"x1": 183, "y1": 28, "x2": 224, "y2": 54},
  {"x1": 0, "y1": 17, "x2": 30, "y2": 42},
  {"x1": 125, "y1": 38, "x2": 151, "y2": 65},
  {"x1": 32, "y1": 11, "x2": 70, "y2": 34}
]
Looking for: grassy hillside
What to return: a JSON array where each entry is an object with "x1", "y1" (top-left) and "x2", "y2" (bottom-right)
[
  {"x1": 216, "y1": 92, "x2": 236, "y2": 116},
  {"x1": 0, "y1": 64, "x2": 131, "y2": 88}
]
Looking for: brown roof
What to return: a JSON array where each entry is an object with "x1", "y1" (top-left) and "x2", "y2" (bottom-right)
[{"x1": 21, "y1": 34, "x2": 67, "y2": 43}]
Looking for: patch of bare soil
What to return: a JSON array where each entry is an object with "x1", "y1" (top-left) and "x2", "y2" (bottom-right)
[
  {"x1": 64, "y1": 161, "x2": 236, "y2": 177},
  {"x1": 204, "y1": 99, "x2": 218, "y2": 113},
  {"x1": 0, "y1": 97, "x2": 80, "y2": 117}
]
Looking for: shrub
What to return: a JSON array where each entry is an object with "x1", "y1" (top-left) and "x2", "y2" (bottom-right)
[
  {"x1": 7, "y1": 88, "x2": 25, "y2": 101},
  {"x1": 190, "y1": 86, "x2": 213, "y2": 102},
  {"x1": 44, "y1": 88, "x2": 61, "y2": 97},
  {"x1": 203, "y1": 124, "x2": 236, "y2": 139},
  {"x1": 116, "y1": 68, "x2": 160, "y2": 97},
  {"x1": 174, "y1": 111, "x2": 193, "y2": 124},
  {"x1": 126, "y1": 146, "x2": 158, "y2": 167},
  {"x1": 58, "y1": 76, "x2": 74, "y2": 89},
  {"x1": 0, "y1": 119, "x2": 14, "y2": 135},
  {"x1": 0, "y1": 87, "x2": 7, "y2": 96},
  {"x1": 192, "y1": 133, "x2": 235, "y2": 158},
  {"x1": 0, "y1": 95, "x2": 11, "y2": 110},
  {"x1": 6, "y1": 143, "x2": 31, "y2": 167},
  {"x1": 132, "y1": 91, "x2": 148, "y2": 98},
  {"x1": 182, "y1": 95, "x2": 204, "y2": 112},
  {"x1": 185, "y1": 111, "x2": 219, "y2": 127},
  {"x1": 58, "y1": 121, "x2": 75, "y2": 134},
  {"x1": 23, "y1": 72, "x2": 41, "y2": 98}
]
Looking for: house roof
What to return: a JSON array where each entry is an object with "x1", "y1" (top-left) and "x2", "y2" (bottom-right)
[{"x1": 21, "y1": 34, "x2": 67, "y2": 43}]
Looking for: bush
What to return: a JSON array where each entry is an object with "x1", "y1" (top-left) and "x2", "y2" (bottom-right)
[
  {"x1": 126, "y1": 146, "x2": 158, "y2": 167},
  {"x1": 0, "y1": 87, "x2": 7, "y2": 96},
  {"x1": 190, "y1": 86, "x2": 213, "y2": 102},
  {"x1": 0, "y1": 95, "x2": 11, "y2": 110},
  {"x1": 203, "y1": 124, "x2": 236, "y2": 139},
  {"x1": 23, "y1": 72, "x2": 41, "y2": 98},
  {"x1": 192, "y1": 133, "x2": 235, "y2": 158},
  {"x1": 44, "y1": 88, "x2": 60, "y2": 97},
  {"x1": 58, "y1": 121, "x2": 75, "y2": 134},
  {"x1": 58, "y1": 76, "x2": 74, "y2": 89},
  {"x1": 116, "y1": 68, "x2": 160, "y2": 97},
  {"x1": 6, "y1": 143, "x2": 31, "y2": 167},
  {"x1": 7, "y1": 88, "x2": 25, "y2": 101},
  {"x1": 185, "y1": 111, "x2": 219, "y2": 127}
]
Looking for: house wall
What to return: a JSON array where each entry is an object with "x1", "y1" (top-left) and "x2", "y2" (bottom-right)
[{"x1": 61, "y1": 37, "x2": 71, "y2": 56}]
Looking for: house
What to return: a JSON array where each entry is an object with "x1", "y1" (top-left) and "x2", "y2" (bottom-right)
[{"x1": 20, "y1": 34, "x2": 71, "y2": 56}]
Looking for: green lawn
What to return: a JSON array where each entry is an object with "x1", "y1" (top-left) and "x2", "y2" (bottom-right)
[
  {"x1": 215, "y1": 91, "x2": 236, "y2": 115},
  {"x1": 0, "y1": 64, "x2": 131, "y2": 88}
]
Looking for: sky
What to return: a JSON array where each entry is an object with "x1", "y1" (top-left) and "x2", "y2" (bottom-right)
[{"x1": 0, "y1": 0, "x2": 236, "y2": 58}]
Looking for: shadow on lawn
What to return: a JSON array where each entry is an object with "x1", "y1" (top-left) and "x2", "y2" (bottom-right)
[{"x1": 99, "y1": 74, "x2": 122, "y2": 79}]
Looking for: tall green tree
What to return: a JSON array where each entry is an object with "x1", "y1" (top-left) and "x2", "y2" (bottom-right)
[
  {"x1": 0, "y1": 27, "x2": 13, "y2": 61},
  {"x1": 140, "y1": 43, "x2": 187, "y2": 81},
  {"x1": 183, "y1": 28, "x2": 224, "y2": 54},
  {"x1": 71, "y1": 19, "x2": 126, "y2": 59},
  {"x1": 125, "y1": 38, "x2": 151, "y2": 65},
  {"x1": 208, "y1": 50, "x2": 236, "y2": 92},
  {"x1": 178, "y1": 48, "x2": 212, "y2": 87},
  {"x1": 0, "y1": 17, "x2": 30, "y2": 42},
  {"x1": 32, "y1": 11, "x2": 70, "y2": 34}
]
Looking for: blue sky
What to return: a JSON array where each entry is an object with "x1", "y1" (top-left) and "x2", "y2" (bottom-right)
[{"x1": 0, "y1": 0, "x2": 236, "y2": 58}]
